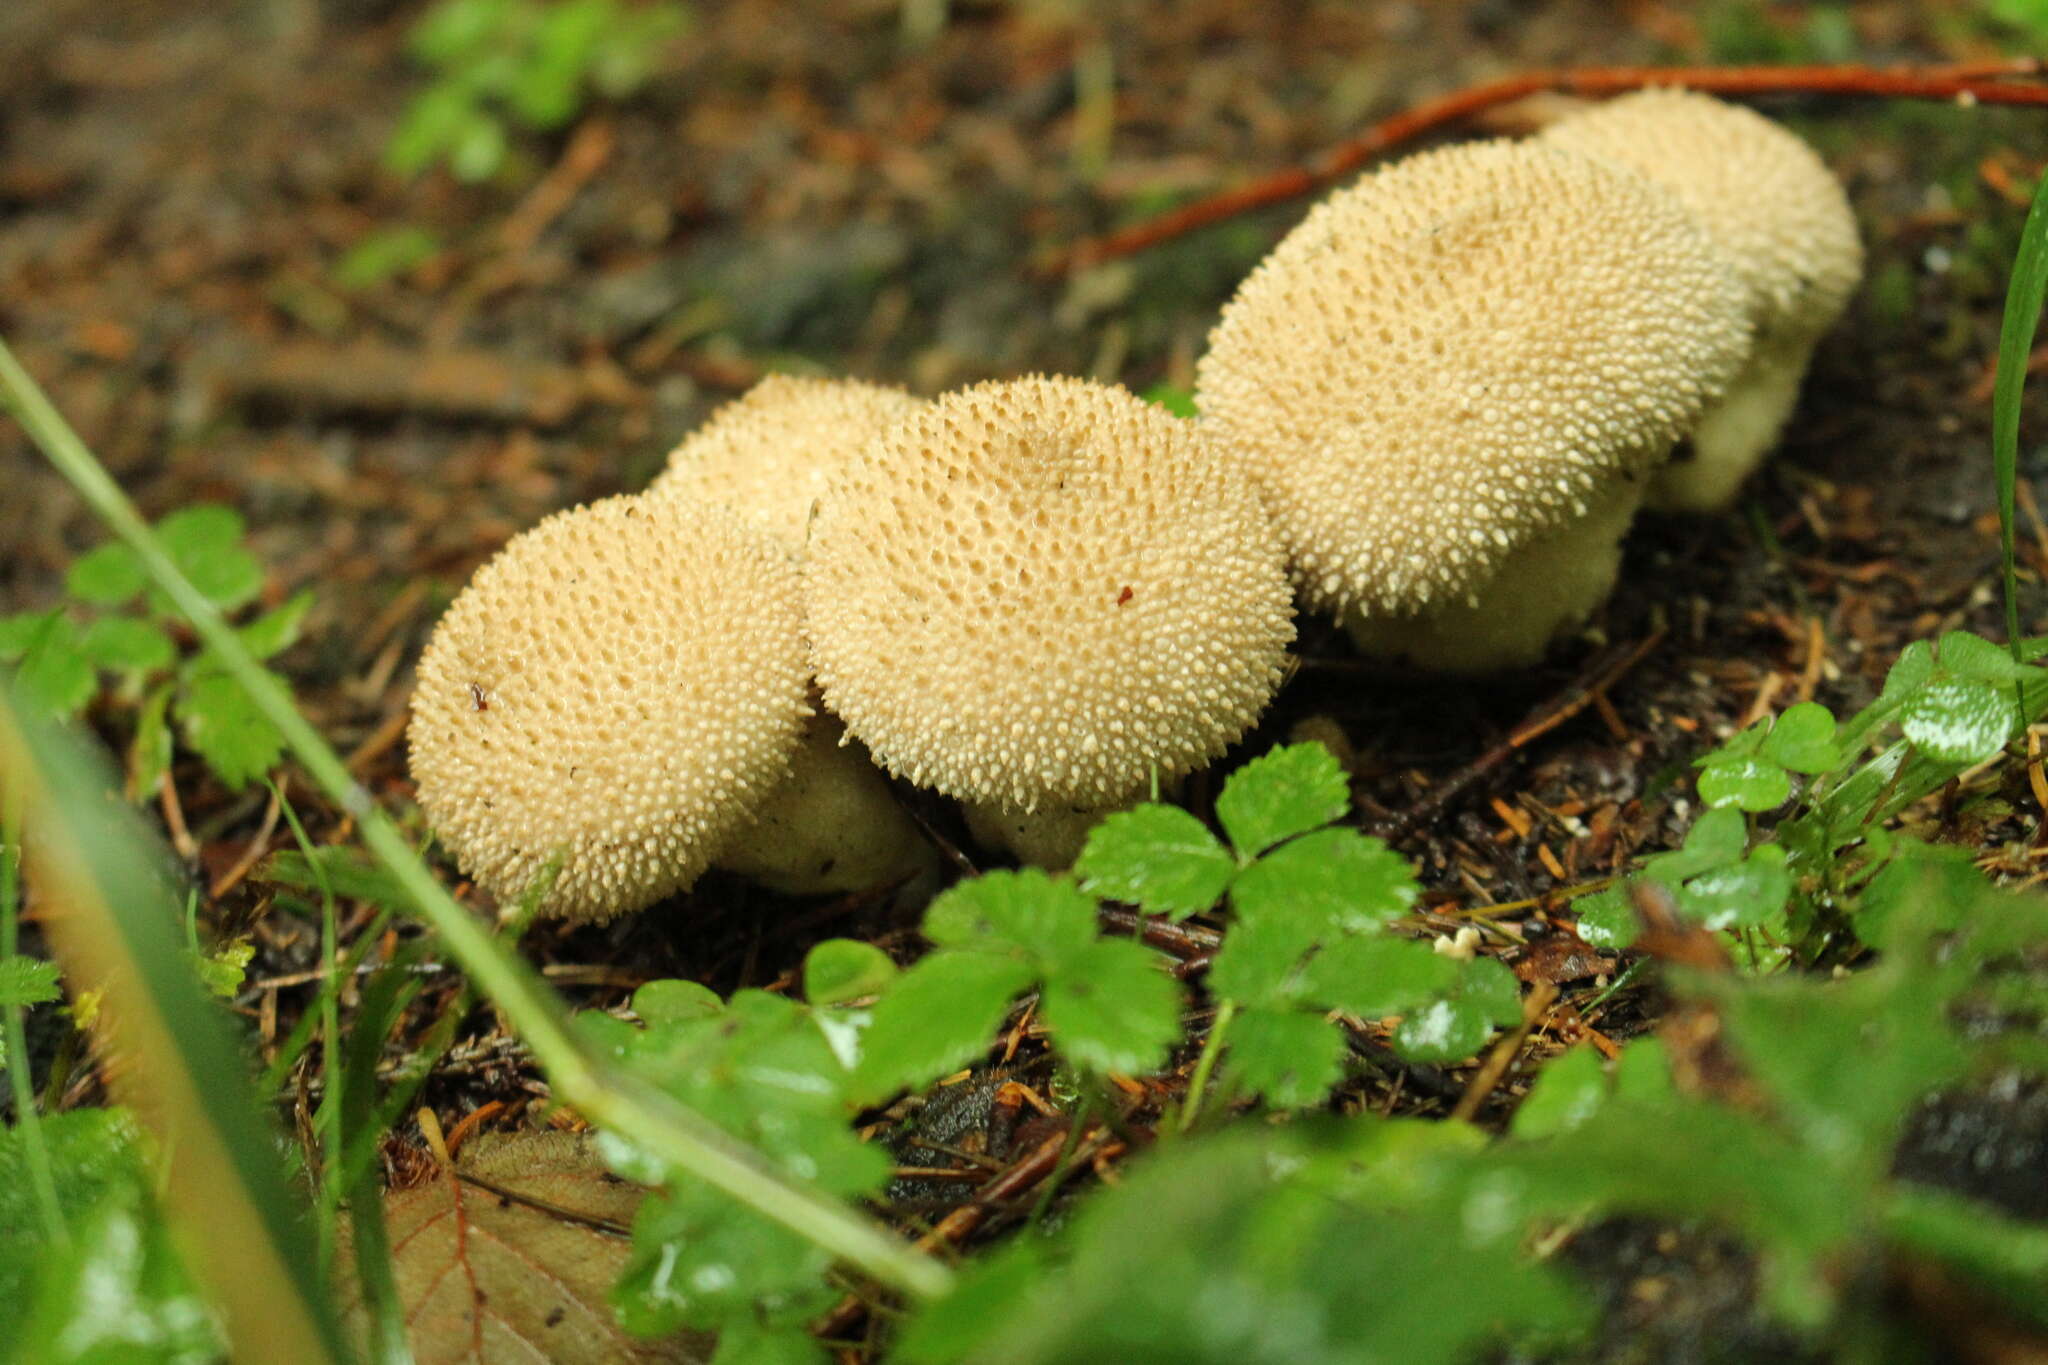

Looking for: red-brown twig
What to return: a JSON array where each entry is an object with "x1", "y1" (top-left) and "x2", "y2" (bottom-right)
[{"x1": 1037, "y1": 59, "x2": 2048, "y2": 276}]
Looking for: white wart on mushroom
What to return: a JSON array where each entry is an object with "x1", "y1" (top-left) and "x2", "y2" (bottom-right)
[
  {"x1": 1196, "y1": 139, "x2": 1753, "y2": 672},
  {"x1": 803, "y1": 375, "x2": 1297, "y2": 864},
  {"x1": 1540, "y1": 88, "x2": 1863, "y2": 513}
]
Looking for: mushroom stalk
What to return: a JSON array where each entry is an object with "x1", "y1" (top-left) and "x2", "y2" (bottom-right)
[
  {"x1": 1343, "y1": 479, "x2": 1644, "y2": 673},
  {"x1": 1647, "y1": 330, "x2": 1815, "y2": 513},
  {"x1": 960, "y1": 796, "x2": 1129, "y2": 870},
  {"x1": 711, "y1": 715, "x2": 939, "y2": 897}
]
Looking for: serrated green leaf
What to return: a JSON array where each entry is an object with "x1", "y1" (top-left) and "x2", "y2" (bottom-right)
[
  {"x1": 1389, "y1": 957, "x2": 1521, "y2": 1064},
  {"x1": 65, "y1": 543, "x2": 145, "y2": 606},
  {"x1": 150, "y1": 504, "x2": 262, "y2": 614},
  {"x1": 191, "y1": 938, "x2": 254, "y2": 999},
  {"x1": 1675, "y1": 844, "x2": 1792, "y2": 931},
  {"x1": 0, "y1": 612, "x2": 53, "y2": 663},
  {"x1": 1039, "y1": 937, "x2": 1183, "y2": 1077},
  {"x1": 1459, "y1": 956, "x2": 1525, "y2": 1027},
  {"x1": 1854, "y1": 842, "x2": 1985, "y2": 951},
  {"x1": 176, "y1": 666, "x2": 286, "y2": 790},
  {"x1": 803, "y1": 939, "x2": 897, "y2": 1007},
  {"x1": 156, "y1": 502, "x2": 245, "y2": 555},
  {"x1": 13, "y1": 1197, "x2": 223, "y2": 1363},
  {"x1": 632, "y1": 978, "x2": 724, "y2": 1026},
  {"x1": 922, "y1": 868, "x2": 1096, "y2": 972},
  {"x1": 1213, "y1": 742, "x2": 1350, "y2": 858},
  {"x1": 127, "y1": 683, "x2": 174, "y2": 801},
  {"x1": 1706, "y1": 967, "x2": 1971, "y2": 1163},
  {"x1": 9, "y1": 614, "x2": 95, "y2": 719},
  {"x1": 332, "y1": 225, "x2": 441, "y2": 292},
  {"x1": 1140, "y1": 382, "x2": 1198, "y2": 418},
  {"x1": 1937, "y1": 629, "x2": 2034, "y2": 684},
  {"x1": 1299, "y1": 933, "x2": 1458, "y2": 1019},
  {"x1": 895, "y1": 1241, "x2": 1045, "y2": 1365},
  {"x1": 1510, "y1": 1045, "x2": 1607, "y2": 1139},
  {"x1": 1881, "y1": 640, "x2": 1935, "y2": 703},
  {"x1": 708, "y1": 1320, "x2": 827, "y2": 1365},
  {"x1": 1230, "y1": 827, "x2": 1417, "y2": 937},
  {"x1": 1391, "y1": 995, "x2": 1494, "y2": 1064},
  {"x1": 0, "y1": 955, "x2": 61, "y2": 1007},
  {"x1": 1613, "y1": 1037, "x2": 1676, "y2": 1108},
  {"x1": 1900, "y1": 679, "x2": 2012, "y2": 764},
  {"x1": 849, "y1": 952, "x2": 1036, "y2": 1103},
  {"x1": 1698, "y1": 755, "x2": 1791, "y2": 811},
  {"x1": 238, "y1": 590, "x2": 314, "y2": 660},
  {"x1": 1643, "y1": 805, "x2": 1748, "y2": 884},
  {"x1": 1226, "y1": 1005, "x2": 1346, "y2": 1109},
  {"x1": 1206, "y1": 904, "x2": 1318, "y2": 1007},
  {"x1": 1760, "y1": 701, "x2": 1842, "y2": 773},
  {"x1": 78, "y1": 616, "x2": 174, "y2": 677},
  {"x1": 1571, "y1": 887, "x2": 1638, "y2": 951},
  {"x1": 1073, "y1": 804, "x2": 1234, "y2": 919}
]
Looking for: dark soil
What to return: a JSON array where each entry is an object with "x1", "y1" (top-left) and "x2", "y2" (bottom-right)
[{"x1": 5, "y1": 0, "x2": 2048, "y2": 1360}]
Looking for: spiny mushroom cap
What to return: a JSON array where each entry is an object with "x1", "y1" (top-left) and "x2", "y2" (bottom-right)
[
  {"x1": 1540, "y1": 88, "x2": 1863, "y2": 346},
  {"x1": 1195, "y1": 138, "x2": 1751, "y2": 618},
  {"x1": 646, "y1": 375, "x2": 923, "y2": 553},
  {"x1": 409, "y1": 495, "x2": 811, "y2": 922},
  {"x1": 804, "y1": 375, "x2": 1295, "y2": 811}
]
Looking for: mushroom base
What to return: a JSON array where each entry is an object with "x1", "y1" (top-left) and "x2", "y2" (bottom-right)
[
  {"x1": 1648, "y1": 332, "x2": 1817, "y2": 514},
  {"x1": 712, "y1": 717, "x2": 938, "y2": 897},
  {"x1": 1342, "y1": 480, "x2": 1643, "y2": 673},
  {"x1": 962, "y1": 795, "x2": 1137, "y2": 869}
]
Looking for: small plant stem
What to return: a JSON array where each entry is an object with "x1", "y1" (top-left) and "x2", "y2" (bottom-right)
[
  {"x1": 274, "y1": 784, "x2": 344, "y2": 1268},
  {"x1": 1992, "y1": 152, "x2": 2048, "y2": 682},
  {"x1": 1, "y1": 778, "x2": 67, "y2": 1246},
  {"x1": 1177, "y1": 997, "x2": 1237, "y2": 1135},
  {"x1": 1580, "y1": 960, "x2": 1645, "y2": 1015},
  {"x1": 0, "y1": 336, "x2": 953, "y2": 1305}
]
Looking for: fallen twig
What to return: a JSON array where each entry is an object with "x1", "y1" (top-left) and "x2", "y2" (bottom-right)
[
  {"x1": 1038, "y1": 59, "x2": 2048, "y2": 276},
  {"x1": 1378, "y1": 631, "x2": 1666, "y2": 844}
]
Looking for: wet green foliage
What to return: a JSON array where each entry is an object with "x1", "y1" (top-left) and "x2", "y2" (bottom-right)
[
  {"x1": 1080, "y1": 743, "x2": 1518, "y2": 1096},
  {"x1": 388, "y1": 0, "x2": 690, "y2": 181},
  {"x1": 586, "y1": 973, "x2": 892, "y2": 1363},
  {"x1": 1576, "y1": 629, "x2": 2048, "y2": 968},
  {"x1": 896, "y1": 851, "x2": 2048, "y2": 1361},
  {"x1": 0, "y1": 503, "x2": 308, "y2": 794},
  {"x1": 0, "y1": 1110, "x2": 225, "y2": 1364}
]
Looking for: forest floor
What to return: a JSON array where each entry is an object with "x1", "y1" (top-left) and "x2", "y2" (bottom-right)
[{"x1": 4, "y1": 1, "x2": 2048, "y2": 1361}]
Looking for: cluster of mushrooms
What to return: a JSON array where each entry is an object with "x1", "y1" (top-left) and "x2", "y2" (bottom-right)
[{"x1": 408, "y1": 90, "x2": 1862, "y2": 923}]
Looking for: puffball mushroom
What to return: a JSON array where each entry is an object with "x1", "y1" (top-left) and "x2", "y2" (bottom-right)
[
  {"x1": 644, "y1": 375, "x2": 923, "y2": 553},
  {"x1": 1196, "y1": 139, "x2": 1751, "y2": 673},
  {"x1": 804, "y1": 375, "x2": 1295, "y2": 864},
  {"x1": 408, "y1": 494, "x2": 929, "y2": 922},
  {"x1": 1540, "y1": 88, "x2": 1863, "y2": 513}
]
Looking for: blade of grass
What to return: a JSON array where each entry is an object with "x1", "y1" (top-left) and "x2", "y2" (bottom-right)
[
  {"x1": 0, "y1": 688, "x2": 346, "y2": 1363},
  {"x1": 339, "y1": 963, "x2": 420, "y2": 1365},
  {"x1": 0, "y1": 335, "x2": 952, "y2": 1304},
  {"x1": 1, "y1": 771, "x2": 66, "y2": 1247},
  {"x1": 1992, "y1": 161, "x2": 2048, "y2": 668},
  {"x1": 274, "y1": 782, "x2": 348, "y2": 1270}
]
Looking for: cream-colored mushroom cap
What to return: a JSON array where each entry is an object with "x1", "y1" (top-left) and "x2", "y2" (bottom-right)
[
  {"x1": 1540, "y1": 89, "x2": 1863, "y2": 512},
  {"x1": 409, "y1": 495, "x2": 810, "y2": 922},
  {"x1": 646, "y1": 375, "x2": 923, "y2": 552},
  {"x1": 804, "y1": 375, "x2": 1295, "y2": 811},
  {"x1": 1195, "y1": 138, "x2": 1751, "y2": 618},
  {"x1": 1540, "y1": 89, "x2": 1861, "y2": 350}
]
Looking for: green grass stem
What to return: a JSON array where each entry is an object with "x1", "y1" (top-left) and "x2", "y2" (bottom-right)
[{"x1": 0, "y1": 335, "x2": 953, "y2": 1306}]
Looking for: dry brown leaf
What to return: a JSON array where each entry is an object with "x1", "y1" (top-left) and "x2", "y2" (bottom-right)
[{"x1": 336, "y1": 1130, "x2": 713, "y2": 1365}]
